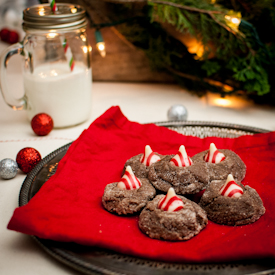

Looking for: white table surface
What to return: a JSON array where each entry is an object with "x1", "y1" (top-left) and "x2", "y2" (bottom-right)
[{"x1": 1, "y1": 42, "x2": 275, "y2": 275}]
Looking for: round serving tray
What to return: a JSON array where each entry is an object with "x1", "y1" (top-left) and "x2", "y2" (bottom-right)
[{"x1": 19, "y1": 121, "x2": 275, "y2": 275}]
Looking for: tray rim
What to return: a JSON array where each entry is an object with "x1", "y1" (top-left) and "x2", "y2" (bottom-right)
[
  {"x1": 18, "y1": 120, "x2": 273, "y2": 275},
  {"x1": 149, "y1": 120, "x2": 269, "y2": 134}
]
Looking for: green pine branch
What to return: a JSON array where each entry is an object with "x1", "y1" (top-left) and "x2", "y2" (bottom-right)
[{"x1": 106, "y1": 0, "x2": 275, "y2": 100}]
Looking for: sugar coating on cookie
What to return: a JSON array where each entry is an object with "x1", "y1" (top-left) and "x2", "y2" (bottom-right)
[
  {"x1": 192, "y1": 148, "x2": 246, "y2": 182},
  {"x1": 102, "y1": 177, "x2": 156, "y2": 215},
  {"x1": 139, "y1": 194, "x2": 208, "y2": 241},
  {"x1": 148, "y1": 154, "x2": 209, "y2": 195},
  {"x1": 199, "y1": 177, "x2": 265, "y2": 226}
]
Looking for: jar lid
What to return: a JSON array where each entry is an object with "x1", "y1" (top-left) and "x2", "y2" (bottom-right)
[{"x1": 23, "y1": 3, "x2": 88, "y2": 31}]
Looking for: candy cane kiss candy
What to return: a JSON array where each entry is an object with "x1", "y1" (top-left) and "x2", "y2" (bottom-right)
[
  {"x1": 140, "y1": 145, "x2": 160, "y2": 166},
  {"x1": 204, "y1": 143, "x2": 225, "y2": 163},
  {"x1": 219, "y1": 174, "x2": 243, "y2": 198},
  {"x1": 170, "y1": 145, "x2": 193, "y2": 167},
  {"x1": 158, "y1": 187, "x2": 184, "y2": 212},
  {"x1": 117, "y1": 166, "x2": 142, "y2": 190}
]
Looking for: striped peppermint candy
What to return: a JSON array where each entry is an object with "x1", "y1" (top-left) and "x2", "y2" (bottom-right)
[
  {"x1": 117, "y1": 166, "x2": 142, "y2": 190},
  {"x1": 204, "y1": 143, "x2": 225, "y2": 163},
  {"x1": 158, "y1": 188, "x2": 184, "y2": 212},
  {"x1": 48, "y1": 0, "x2": 57, "y2": 12},
  {"x1": 170, "y1": 145, "x2": 193, "y2": 167},
  {"x1": 219, "y1": 174, "x2": 243, "y2": 198},
  {"x1": 140, "y1": 145, "x2": 160, "y2": 166},
  {"x1": 62, "y1": 38, "x2": 75, "y2": 71}
]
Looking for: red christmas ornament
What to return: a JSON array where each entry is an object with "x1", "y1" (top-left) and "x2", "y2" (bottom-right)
[
  {"x1": 31, "y1": 113, "x2": 54, "y2": 136},
  {"x1": 0, "y1": 28, "x2": 19, "y2": 44},
  {"x1": 16, "y1": 147, "x2": 42, "y2": 174},
  {"x1": 0, "y1": 28, "x2": 10, "y2": 42},
  {"x1": 8, "y1": 30, "x2": 19, "y2": 44}
]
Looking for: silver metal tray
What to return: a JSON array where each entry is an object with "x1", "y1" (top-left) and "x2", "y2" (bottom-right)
[{"x1": 18, "y1": 121, "x2": 275, "y2": 275}]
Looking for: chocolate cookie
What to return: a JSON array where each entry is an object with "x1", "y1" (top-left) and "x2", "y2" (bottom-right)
[
  {"x1": 139, "y1": 194, "x2": 208, "y2": 241},
  {"x1": 102, "y1": 178, "x2": 156, "y2": 215},
  {"x1": 148, "y1": 155, "x2": 210, "y2": 195},
  {"x1": 192, "y1": 149, "x2": 246, "y2": 182},
  {"x1": 199, "y1": 179, "x2": 265, "y2": 225}
]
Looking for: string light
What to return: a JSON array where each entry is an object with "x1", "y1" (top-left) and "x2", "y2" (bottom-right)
[
  {"x1": 206, "y1": 92, "x2": 249, "y2": 109},
  {"x1": 95, "y1": 30, "x2": 106, "y2": 57},
  {"x1": 82, "y1": 46, "x2": 88, "y2": 54},
  {"x1": 213, "y1": 97, "x2": 232, "y2": 107},
  {"x1": 224, "y1": 11, "x2": 242, "y2": 31}
]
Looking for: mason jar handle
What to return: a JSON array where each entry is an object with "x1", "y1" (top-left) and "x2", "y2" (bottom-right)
[{"x1": 0, "y1": 42, "x2": 26, "y2": 110}]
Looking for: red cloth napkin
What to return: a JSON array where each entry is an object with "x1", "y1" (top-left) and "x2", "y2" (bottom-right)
[{"x1": 8, "y1": 106, "x2": 275, "y2": 263}]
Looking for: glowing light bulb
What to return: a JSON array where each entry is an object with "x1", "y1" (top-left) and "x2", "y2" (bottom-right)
[
  {"x1": 95, "y1": 30, "x2": 106, "y2": 57},
  {"x1": 80, "y1": 34, "x2": 86, "y2": 42},
  {"x1": 83, "y1": 46, "x2": 88, "y2": 54},
  {"x1": 96, "y1": 42, "x2": 106, "y2": 57},
  {"x1": 225, "y1": 15, "x2": 241, "y2": 27},
  {"x1": 224, "y1": 11, "x2": 242, "y2": 31},
  {"x1": 231, "y1": 17, "x2": 241, "y2": 25},
  {"x1": 213, "y1": 97, "x2": 232, "y2": 107}
]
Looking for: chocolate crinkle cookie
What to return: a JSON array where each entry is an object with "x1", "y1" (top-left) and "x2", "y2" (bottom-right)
[
  {"x1": 123, "y1": 145, "x2": 164, "y2": 178},
  {"x1": 139, "y1": 194, "x2": 208, "y2": 241},
  {"x1": 102, "y1": 178, "x2": 156, "y2": 215},
  {"x1": 192, "y1": 149, "x2": 246, "y2": 182},
  {"x1": 148, "y1": 155, "x2": 210, "y2": 195},
  {"x1": 199, "y1": 179, "x2": 265, "y2": 226}
]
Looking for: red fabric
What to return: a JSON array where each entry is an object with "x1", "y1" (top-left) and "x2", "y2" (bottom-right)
[{"x1": 8, "y1": 106, "x2": 275, "y2": 263}]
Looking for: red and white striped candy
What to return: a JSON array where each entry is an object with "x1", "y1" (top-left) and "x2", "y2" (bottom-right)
[
  {"x1": 140, "y1": 145, "x2": 160, "y2": 166},
  {"x1": 117, "y1": 166, "x2": 142, "y2": 190},
  {"x1": 204, "y1": 143, "x2": 225, "y2": 163},
  {"x1": 158, "y1": 188, "x2": 184, "y2": 212},
  {"x1": 170, "y1": 145, "x2": 193, "y2": 167},
  {"x1": 219, "y1": 174, "x2": 243, "y2": 198}
]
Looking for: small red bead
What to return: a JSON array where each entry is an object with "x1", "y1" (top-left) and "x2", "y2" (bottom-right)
[
  {"x1": 16, "y1": 147, "x2": 42, "y2": 174},
  {"x1": 31, "y1": 113, "x2": 54, "y2": 136}
]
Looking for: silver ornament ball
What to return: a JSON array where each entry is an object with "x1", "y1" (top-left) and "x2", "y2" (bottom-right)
[
  {"x1": 167, "y1": 104, "x2": 188, "y2": 121},
  {"x1": 0, "y1": 158, "x2": 19, "y2": 180}
]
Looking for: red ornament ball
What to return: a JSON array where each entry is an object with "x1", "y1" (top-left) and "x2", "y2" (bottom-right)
[
  {"x1": 8, "y1": 30, "x2": 19, "y2": 44},
  {"x1": 0, "y1": 28, "x2": 19, "y2": 44},
  {"x1": 31, "y1": 113, "x2": 54, "y2": 136},
  {"x1": 16, "y1": 147, "x2": 42, "y2": 174},
  {"x1": 0, "y1": 28, "x2": 10, "y2": 42}
]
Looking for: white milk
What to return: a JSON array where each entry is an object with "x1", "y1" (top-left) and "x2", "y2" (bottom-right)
[{"x1": 23, "y1": 63, "x2": 92, "y2": 128}]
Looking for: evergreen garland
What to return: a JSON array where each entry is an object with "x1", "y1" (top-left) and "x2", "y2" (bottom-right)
[{"x1": 103, "y1": 0, "x2": 275, "y2": 104}]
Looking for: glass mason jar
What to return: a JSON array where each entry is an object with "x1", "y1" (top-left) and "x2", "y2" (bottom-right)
[{"x1": 0, "y1": 3, "x2": 92, "y2": 128}]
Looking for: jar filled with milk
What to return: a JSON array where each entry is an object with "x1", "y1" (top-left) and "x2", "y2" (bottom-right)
[{"x1": 0, "y1": 3, "x2": 92, "y2": 128}]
